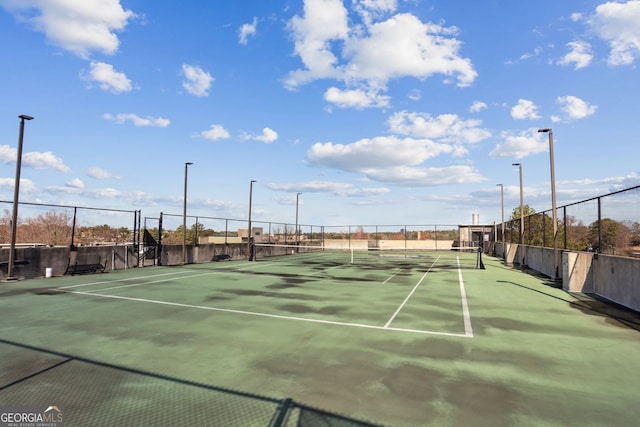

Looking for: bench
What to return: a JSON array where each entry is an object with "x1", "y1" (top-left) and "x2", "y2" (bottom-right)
[
  {"x1": 213, "y1": 254, "x2": 231, "y2": 261},
  {"x1": 0, "y1": 259, "x2": 30, "y2": 267},
  {"x1": 65, "y1": 259, "x2": 106, "y2": 275}
]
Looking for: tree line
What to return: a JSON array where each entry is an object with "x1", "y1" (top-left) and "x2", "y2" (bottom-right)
[{"x1": 505, "y1": 205, "x2": 640, "y2": 256}]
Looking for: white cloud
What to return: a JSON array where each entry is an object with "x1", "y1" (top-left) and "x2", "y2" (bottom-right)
[
  {"x1": 23, "y1": 151, "x2": 70, "y2": 173},
  {"x1": 92, "y1": 187, "x2": 121, "y2": 198},
  {"x1": 285, "y1": 0, "x2": 349, "y2": 88},
  {"x1": 469, "y1": 101, "x2": 487, "y2": 113},
  {"x1": 557, "y1": 95, "x2": 597, "y2": 119},
  {"x1": 305, "y1": 112, "x2": 491, "y2": 185},
  {"x1": 266, "y1": 180, "x2": 389, "y2": 196},
  {"x1": 44, "y1": 184, "x2": 123, "y2": 199},
  {"x1": 342, "y1": 13, "x2": 477, "y2": 87},
  {"x1": 558, "y1": 41, "x2": 593, "y2": 69},
  {"x1": 0, "y1": 0, "x2": 137, "y2": 58},
  {"x1": 201, "y1": 124, "x2": 230, "y2": 140},
  {"x1": 356, "y1": 165, "x2": 485, "y2": 186},
  {"x1": 0, "y1": 146, "x2": 71, "y2": 174},
  {"x1": 285, "y1": 1, "x2": 476, "y2": 106},
  {"x1": 87, "y1": 167, "x2": 117, "y2": 179},
  {"x1": 251, "y1": 127, "x2": 279, "y2": 143},
  {"x1": 511, "y1": 99, "x2": 541, "y2": 120},
  {"x1": 0, "y1": 177, "x2": 37, "y2": 193},
  {"x1": 519, "y1": 47, "x2": 542, "y2": 61},
  {"x1": 324, "y1": 86, "x2": 390, "y2": 108},
  {"x1": 239, "y1": 16, "x2": 258, "y2": 45},
  {"x1": 387, "y1": 111, "x2": 491, "y2": 144},
  {"x1": 407, "y1": 89, "x2": 421, "y2": 101},
  {"x1": 86, "y1": 61, "x2": 132, "y2": 93},
  {"x1": 588, "y1": 0, "x2": 640, "y2": 66},
  {"x1": 103, "y1": 113, "x2": 170, "y2": 127},
  {"x1": 66, "y1": 178, "x2": 84, "y2": 189},
  {"x1": 489, "y1": 129, "x2": 548, "y2": 159},
  {"x1": 353, "y1": 0, "x2": 398, "y2": 26},
  {"x1": 181, "y1": 64, "x2": 213, "y2": 97},
  {"x1": 1, "y1": 145, "x2": 77, "y2": 175},
  {"x1": 308, "y1": 136, "x2": 452, "y2": 171},
  {"x1": 353, "y1": 0, "x2": 398, "y2": 16},
  {"x1": 0, "y1": 145, "x2": 17, "y2": 163}
]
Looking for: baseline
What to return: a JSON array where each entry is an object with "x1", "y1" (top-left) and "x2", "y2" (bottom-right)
[{"x1": 67, "y1": 290, "x2": 471, "y2": 338}]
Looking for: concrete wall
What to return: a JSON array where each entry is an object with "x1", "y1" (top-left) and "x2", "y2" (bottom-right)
[
  {"x1": 592, "y1": 254, "x2": 640, "y2": 311},
  {"x1": 159, "y1": 243, "x2": 247, "y2": 265},
  {"x1": 563, "y1": 252, "x2": 594, "y2": 293},
  {"x1": 523, "y1": 246, "x2": 556, "y2": 279},
  {"x1": 0, "y1": 245, "x2": 138, "y2": 280},
  {"x1": 378, "y1": 240, "x2": 453, "y2": 250},
  {"x1": 492, "y1": 242, "x2": 640, "y2": 312},
  {"x1": 323, "y1": 239, "x2": 368, "y2": 249}
]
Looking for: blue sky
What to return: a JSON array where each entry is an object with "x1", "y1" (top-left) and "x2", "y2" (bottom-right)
[{"x1": 1, "y1": 0, "x2": 639, "y2": 230}]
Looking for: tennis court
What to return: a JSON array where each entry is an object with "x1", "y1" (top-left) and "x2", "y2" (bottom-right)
[{"x1": 1, "y1": 250, "x2": 639, "y2": 426}]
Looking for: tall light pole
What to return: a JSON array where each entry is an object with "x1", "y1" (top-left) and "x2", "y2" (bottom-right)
[
  {"x1": 248, "y1": 179, "x2": 257, "y2": 260},
  {"x1": 7, "y1": 115, "x2": 34, "y2": 281},
  {"x1": 496, "y1": 184, "x2": 504, "y2": 243},
  {"x1": 182, "y1": 162, "x2": 193, "y2": 265},
  {"x1": 538, "y1": 128, "x2": 558, "y2": 279},
  {"x1": 512, "y1": 163, "x2": 524, "y2": 265},
  {"x1": 295, "y1": 192, "x2": 301, "y2": 246}
]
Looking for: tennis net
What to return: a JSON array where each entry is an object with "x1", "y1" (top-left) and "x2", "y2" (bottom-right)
[{"x1": 252, "y1": 243, "x2": 484, "y2": 270}]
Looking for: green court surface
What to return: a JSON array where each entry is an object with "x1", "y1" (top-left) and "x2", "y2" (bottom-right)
[{"x1": 1, "y1": 252, "x2": 639, "y2": 426}]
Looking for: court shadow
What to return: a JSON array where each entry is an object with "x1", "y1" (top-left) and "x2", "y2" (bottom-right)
[
  {"x1": 497, "y1": 280, "x2": 640, "y2": 332},
  {"x1": 0, "y1": 337, "x2": 380, "y2": 426}
]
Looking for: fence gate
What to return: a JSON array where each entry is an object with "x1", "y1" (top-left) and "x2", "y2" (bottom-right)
[{"x1": 140, "y1": 216, "x2": 161, "y2": 266}]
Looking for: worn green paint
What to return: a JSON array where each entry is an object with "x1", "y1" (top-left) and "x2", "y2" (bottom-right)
[{"x1": 0, "y1": 254, "x2": 638, "y2": 426}]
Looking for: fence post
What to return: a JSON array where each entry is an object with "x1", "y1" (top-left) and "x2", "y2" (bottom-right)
[
  {"x1": 158, "y1": 212, "x2": 163, "y2": 266},
  {"x1": 270, "y1": 398, "x2": 293, "y2": 427},
  {"x1": 597, "y1": 197, "x2": 602, "y2": 252},
  {"x1": 563, "y1": 206, "x2": 567, "y2": 250},
  {"x1": 70, "y1": 207, "x2": 77, "y2": 250}
]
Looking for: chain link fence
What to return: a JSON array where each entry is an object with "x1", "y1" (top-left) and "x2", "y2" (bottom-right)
[
  {"x1": 498, "y1": 185, "x2": 640, "y2": 257},
  {"x1": 0, "y1": 200, "x2": 139, "y2": 249}
]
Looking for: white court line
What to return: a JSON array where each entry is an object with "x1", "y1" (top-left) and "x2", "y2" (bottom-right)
[
  {"x1": 383, "y1": 257, "x2": 438, "y2": 328},
  {"x1": 87, "y1": 262, "x2": 287, "y2": 293},
  {"x1": 67, "y1": 290, "x2": 470, "y2": 338},
  {"x1": 82, "y1": 271, "x2": 224, "y2": 293},
  {"x1": 382, "y1": 274, "x2": 396, "y2": 284},
  {"x1": 57, "y1": 261, "x2": 281, "y2": 292},
  {"x1": 59, "y1": 270, "x2": 187, "y2": 290},
  {"x1": 458, "y1": 257, "x2": 474, "y2": 337},
  {"x1": 382, "y1": 256, "x2": 474, "y2": 338}
]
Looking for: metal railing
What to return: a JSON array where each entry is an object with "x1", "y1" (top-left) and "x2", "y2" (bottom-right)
[{"x1": 497, "y1": 185, "x2": 640, "y2": 257}]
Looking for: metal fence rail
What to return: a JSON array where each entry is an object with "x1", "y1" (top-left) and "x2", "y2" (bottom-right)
[
  {"x1": 4, "y1": 184, "x2": 640, "y2": 260},
  {"x1": 0, "y1": 200, "x2": 139, "y2": 249},
  {"x1": 498, "y1": 185, "x2": 640, "y2": 257}
]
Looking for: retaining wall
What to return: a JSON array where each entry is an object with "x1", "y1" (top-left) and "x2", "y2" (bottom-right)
[{"x1": 494, "y1": 242, "x2": 639, "y2": 312}]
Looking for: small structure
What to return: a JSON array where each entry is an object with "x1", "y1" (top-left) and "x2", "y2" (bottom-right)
[{"x1": 457, "y1": 214, "x2": 493, "y2": 249}]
